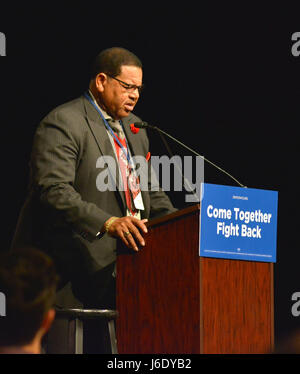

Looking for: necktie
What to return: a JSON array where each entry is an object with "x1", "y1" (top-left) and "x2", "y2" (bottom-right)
[
  {"x1": 108, "y1": 119, "x2": 125, "y2": 140},
  {"x1": 107, "y1": 119, "x2": 138, "y2": 215}
]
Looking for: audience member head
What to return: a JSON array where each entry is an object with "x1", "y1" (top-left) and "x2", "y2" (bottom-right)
[{"x1": 0, "y1": 247, "x2": 58, "y2": 353}]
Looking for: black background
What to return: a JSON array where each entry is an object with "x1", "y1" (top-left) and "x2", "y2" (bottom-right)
[{"x1": 0, "y1": 3, "x2": 299, "y2": 346}]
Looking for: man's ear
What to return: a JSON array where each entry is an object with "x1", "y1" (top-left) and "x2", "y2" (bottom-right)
[
  {"x1": 95, "y1": 73, "x2": 107, "y2": 93},
  {"x1": 41, "y1": 309, "x2": 56, "y2": 335}
]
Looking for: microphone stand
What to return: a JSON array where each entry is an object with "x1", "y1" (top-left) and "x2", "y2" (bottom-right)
[
  {"x1": 156, "y1": 130, "x2": 200, "y2": 201},
  {"x1": 137, "y1": 122, "x2": 247, "y2": 189}
]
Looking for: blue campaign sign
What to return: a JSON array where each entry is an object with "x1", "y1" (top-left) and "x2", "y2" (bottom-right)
[{"x1": 199, "y1": 183, "x2": 278, "y2": 262}]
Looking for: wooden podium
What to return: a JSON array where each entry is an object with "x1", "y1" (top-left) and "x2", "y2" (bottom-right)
[{"x1": 116, "y1": 205, "x2": 274, "y2": 354}]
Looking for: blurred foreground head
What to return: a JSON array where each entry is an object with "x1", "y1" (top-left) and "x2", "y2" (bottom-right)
[{"x1": 0, "y1": 247, "x2": 58, "y2": 353}]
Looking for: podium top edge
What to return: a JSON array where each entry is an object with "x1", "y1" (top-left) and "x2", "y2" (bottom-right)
[{"x1": 147, "y1": 204, "x2": 200, "y2": 228}]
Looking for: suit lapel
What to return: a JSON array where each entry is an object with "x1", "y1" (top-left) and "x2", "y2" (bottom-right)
[{"x1": 82, "y1": 96, "x2": 126, "y2": 210}]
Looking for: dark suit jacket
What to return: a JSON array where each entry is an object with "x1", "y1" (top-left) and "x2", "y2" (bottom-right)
[{"x1": 11, "y1": 95, "x2": 176, "y2": 307}]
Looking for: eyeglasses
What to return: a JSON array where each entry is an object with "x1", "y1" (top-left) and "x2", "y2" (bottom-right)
[{"x1": 107, "y1": 74, "x2": 144, "y2": 94}]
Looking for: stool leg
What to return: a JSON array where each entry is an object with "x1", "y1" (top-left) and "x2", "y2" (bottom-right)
[
  {"x1": 74, "y1": 318, "x2": 83, "y2": 354},
  {"x1": 108, "y1": 320, "x2": 118, "y2": 354}
]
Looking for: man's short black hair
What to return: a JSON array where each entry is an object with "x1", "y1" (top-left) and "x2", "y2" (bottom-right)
[
  {"x1": 0, "y1": 247, "x2": 58, "y2": 347},
  {"x1": 90, "y1": 47, "x2": 142, "y2": 79}
]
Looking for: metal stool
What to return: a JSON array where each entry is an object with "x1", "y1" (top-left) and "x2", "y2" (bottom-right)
[{"x1": 53, "y1": 308, "x2": 118, "y2": 354}]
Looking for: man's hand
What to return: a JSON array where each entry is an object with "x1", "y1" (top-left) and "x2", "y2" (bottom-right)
[{"x1": 104, "y1": 216, "x2": 148, "y2": 251}]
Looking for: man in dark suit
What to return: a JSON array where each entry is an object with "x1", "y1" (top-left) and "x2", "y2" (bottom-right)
[{"x1": 11, "y1": 47, "x2": 176, "y2": 312}]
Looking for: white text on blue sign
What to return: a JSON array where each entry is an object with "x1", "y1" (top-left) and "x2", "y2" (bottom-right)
[{"x1": 206, "y1": 205, "x2": 273, "y2": 239}]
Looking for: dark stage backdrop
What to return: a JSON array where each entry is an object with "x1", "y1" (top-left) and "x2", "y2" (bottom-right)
[{"x1": 0, "y1": 4, "x2": 299, "y2": 345}]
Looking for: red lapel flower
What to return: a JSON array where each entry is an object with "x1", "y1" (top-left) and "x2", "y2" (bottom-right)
[{"x1": 130, "y1": 123, "x2": 140, "y2": 134}]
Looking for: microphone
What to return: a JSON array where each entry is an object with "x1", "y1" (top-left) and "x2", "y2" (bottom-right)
[
  {"x1": 134, "y1": 121, "x2": 247, "y2": 188},
  {"x1": 134, "y1": 122, "x2": 152, "y2": 129}
]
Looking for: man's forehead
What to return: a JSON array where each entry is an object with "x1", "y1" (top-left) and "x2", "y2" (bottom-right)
[{"x1": 118, "y1": 65, "x2": 143, "y2": 79}]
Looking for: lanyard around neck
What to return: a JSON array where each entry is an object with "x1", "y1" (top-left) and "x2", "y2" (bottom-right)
[{"x1": 84, "y1": 91, "x2": 133, "y2": 166}]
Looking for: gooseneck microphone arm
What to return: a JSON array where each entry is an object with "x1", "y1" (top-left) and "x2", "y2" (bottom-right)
[
  {"x1": 156, "y1": 127, "x2": 201, "y2": 201},
  {"x1": 134, "y1": 121, "x2": 247, "y2": 188}
]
